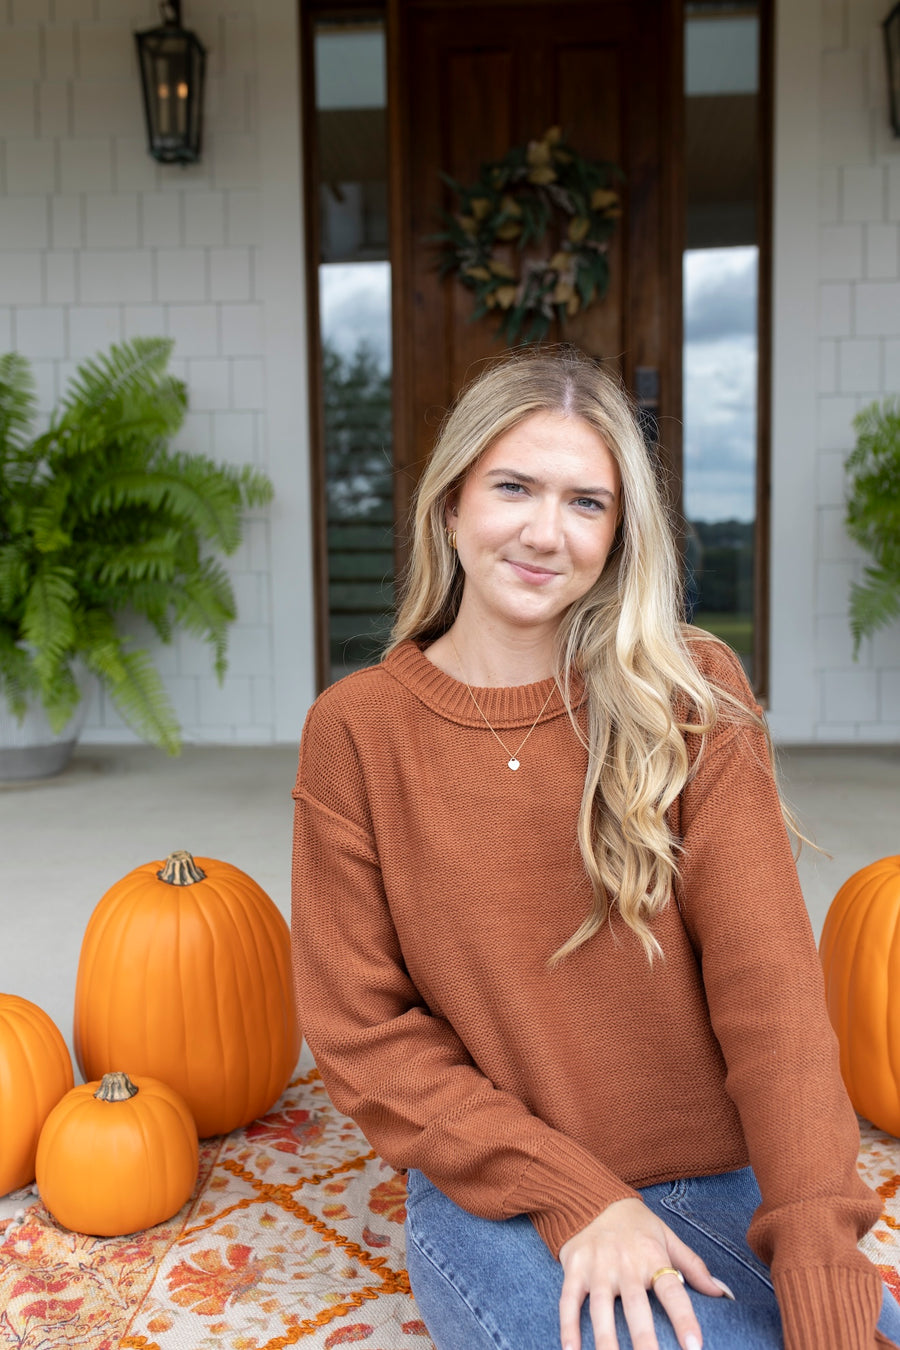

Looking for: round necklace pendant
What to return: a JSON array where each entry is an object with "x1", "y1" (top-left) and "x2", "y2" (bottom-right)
[{"x1": 508, "y1": 758, "x2": 520, "y2": 771}]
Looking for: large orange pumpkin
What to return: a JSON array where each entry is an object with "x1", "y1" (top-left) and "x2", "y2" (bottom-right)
[
  {"x1": 36, "y1": 1071, "x2": 198, "y2": 1235},
  {"x1": 73, "y1": 851, "x2": 301, "y2": 1137},
  {"x1": 819, "y1": 855, "x2": 900, "y2": 1135},
  {"x1": 0, "y1": 995, "x2": 74, "y2": 1195}
]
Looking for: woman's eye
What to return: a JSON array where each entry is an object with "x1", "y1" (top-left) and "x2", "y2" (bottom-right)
[
  {"x1": 498, "y1": 481, "x2": 527, "y2": 495},
  {"x1": 574, "y1": 496, "x2": 606, "y2": 512}
]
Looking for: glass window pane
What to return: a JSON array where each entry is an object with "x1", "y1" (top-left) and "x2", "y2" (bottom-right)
[
  {"x1": 683, "y1": 3, "x2": 759, "y2": 682},
  {"x1": 314, "y1": 17, "x2": 393, "y2": 681}
]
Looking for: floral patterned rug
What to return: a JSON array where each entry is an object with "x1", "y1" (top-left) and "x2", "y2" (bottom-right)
[{"x1": 2, "y1": 1044, "x2": 900, "y2": 1350}]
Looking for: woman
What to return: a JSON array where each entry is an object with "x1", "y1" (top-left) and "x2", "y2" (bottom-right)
[{"x1": 291, "y1": 347, "x2": 900, "y2": 1350}]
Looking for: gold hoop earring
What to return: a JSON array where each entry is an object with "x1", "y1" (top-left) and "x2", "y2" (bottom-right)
[{"x1": 447, "y1": 529, "x2": 457, "y2": 550}]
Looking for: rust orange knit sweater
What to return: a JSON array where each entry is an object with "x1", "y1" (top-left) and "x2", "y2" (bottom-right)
[{"x1": 291, "y1": 635, "x2": 892, "y2": 1350}]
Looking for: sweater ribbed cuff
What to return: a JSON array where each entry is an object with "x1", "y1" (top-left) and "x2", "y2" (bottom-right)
[
  {"x1": 512, "y1": 1135, "x2": 640, "y2": 1258},
  {"x1": 773, "y1": 1263, "x2": 889, "y2": 1350}
]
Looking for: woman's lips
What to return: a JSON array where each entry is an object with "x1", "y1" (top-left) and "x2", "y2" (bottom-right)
[{"x1": 507, "y1": 560, "x2": 558, "y2": 584}]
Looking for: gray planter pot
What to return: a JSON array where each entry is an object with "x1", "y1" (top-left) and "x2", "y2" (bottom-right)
[{"x1": 0, "y1": 675, "x2": 94, "y2": 782}]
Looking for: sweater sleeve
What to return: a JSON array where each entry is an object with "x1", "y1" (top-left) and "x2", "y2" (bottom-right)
[
  {"x1": 676, "y1": 658, "x2": 892, "y2": 1350},
  {"x1": 290, "y1": 696, "x2": 639, "y2": 1258}
]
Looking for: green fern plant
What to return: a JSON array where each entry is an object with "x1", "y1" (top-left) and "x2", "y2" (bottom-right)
[
  {"x1": 0, "y1": 337, "x2": 273, "y2": 752},
  {"x1": 845, "y1": 398, "x2": 900, "y2": 656}
]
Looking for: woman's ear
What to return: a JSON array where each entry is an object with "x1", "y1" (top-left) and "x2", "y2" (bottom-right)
[{"x1": 444, "y1": 493, "x2": 459, "y2": 530}]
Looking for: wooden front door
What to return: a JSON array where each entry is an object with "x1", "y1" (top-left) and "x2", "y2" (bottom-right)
[{"x1": 388, "y1": 0, "x2": 683, "y2": 545}]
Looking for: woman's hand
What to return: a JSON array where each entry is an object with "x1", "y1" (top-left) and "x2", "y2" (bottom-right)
[{"x1": 558, "y1": 1197, "x2": 732, "y2": 1350}]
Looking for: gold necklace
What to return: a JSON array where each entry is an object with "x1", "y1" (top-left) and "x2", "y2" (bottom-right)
[{"x1": 449, "y1": 636, "x2": 557, "y2": 771}]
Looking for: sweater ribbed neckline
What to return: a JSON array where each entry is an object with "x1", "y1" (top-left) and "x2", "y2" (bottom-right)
[{"x1": 382, "y1": 639, "x2": 584, "y2": 730}]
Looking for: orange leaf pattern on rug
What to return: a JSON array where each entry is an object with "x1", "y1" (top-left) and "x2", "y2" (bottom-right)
[
  {"x1": 367, "y1": 1176, "x2": 408, "y2": 1225},
  {"x1": 167, "y1": 1243, "x2": 277, "y2": 1314},
  {"x1": 324, "y1": 1325, "x2": 374, "y2": 1346},
  {"x1": 245, "y1": 1110, "x2": 327, "y2": 1154}
]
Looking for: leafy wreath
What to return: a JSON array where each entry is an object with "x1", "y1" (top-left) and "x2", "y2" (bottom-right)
[{"x1": 437, "y1": 127, "x2": 623, "y2": 344}]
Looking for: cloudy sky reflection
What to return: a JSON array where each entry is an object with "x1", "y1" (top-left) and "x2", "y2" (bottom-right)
[
  {"x1": 320, "y1": 261, "x2": 392, "y2": 371},
  {"x1": 683, "y1": 246, "x2": 758, "y2": 524}
]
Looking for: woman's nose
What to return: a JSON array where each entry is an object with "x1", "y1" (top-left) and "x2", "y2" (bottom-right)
[{"x1": 520, "y1": 498, "x2": 563, "y2": 551}]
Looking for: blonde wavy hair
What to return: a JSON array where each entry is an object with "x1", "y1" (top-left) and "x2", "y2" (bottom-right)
[{"x1": 387, "y1": 346, "x2": 772, "y2": 962}]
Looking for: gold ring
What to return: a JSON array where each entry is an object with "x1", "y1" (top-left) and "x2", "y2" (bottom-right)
[{"x1": 650, "y1": 1267, "x2": 685, "y2": 1288}]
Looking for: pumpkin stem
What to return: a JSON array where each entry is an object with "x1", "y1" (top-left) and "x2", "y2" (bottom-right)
[
  {"x1": 95, "y1": 1072, "x2": 140, "y2": 1103},
  {"x1": 157, "y1": 851, "x2": 207, "y2": 886}
]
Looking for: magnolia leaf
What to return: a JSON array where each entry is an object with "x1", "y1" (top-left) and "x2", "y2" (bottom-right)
[
  {"x1": 527, "y1": 165, "x2": 556, "y2": 186},
  {"x1": 526, "y1": 139, "x2": 552, "y2": 168},
  {"x1": 488, "y1": 260, "x2": 516, "y2": 278},
  {"x1": 505, "y1": 304, "x2": 526, "y2": 343},
  {"x1": 576, "y1": 268, "x2": 597, "y2": 308},
  {"x1": 568, "y1": 215, "x2": 590, "y2": 243},
  {"x1": 495, "y1": 285, "x2": 518, "y2": 310},
  {"x1": 495, "y1": 221, "x2": 522, "y2": 240},
  {"x1": 591, "y1": 187, "x2": 619, "y2": 210}
]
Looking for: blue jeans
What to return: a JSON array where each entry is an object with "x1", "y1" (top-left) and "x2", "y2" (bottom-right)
[{"x1": 405, "y1": 1166, "x2": 900, "y2": 1349}]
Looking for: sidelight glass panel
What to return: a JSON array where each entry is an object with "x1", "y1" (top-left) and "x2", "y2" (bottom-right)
[
  {"x1": 683, "y1": 3, "x2": 760, "y2": 681},
  {"x1": 314, "y1": 17, "x2": 393, "y2": 681}
]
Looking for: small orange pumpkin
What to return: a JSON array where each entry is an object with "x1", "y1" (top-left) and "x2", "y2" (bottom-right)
[
  {"x1": 0, "y1": 994, "x2": 73, "y2": 1195},
  {"x1": 73, "y1": 851, "x2": 301, "y2": 1137},
  {"x1": 819, "y1": 855, "x2": 900, "y2": 1135},
  {"x1": 36, "y1": 1071, "x2": 198, "y2": 1235}
]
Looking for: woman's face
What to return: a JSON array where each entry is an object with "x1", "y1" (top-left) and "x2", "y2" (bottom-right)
[{"x1": 446, "y1": 411, "x2": 621, "y2": 638}]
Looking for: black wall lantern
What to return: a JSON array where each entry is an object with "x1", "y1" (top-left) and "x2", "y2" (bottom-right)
[
  {"x1": 885, "y1": 2, "x2": 900, "y2": 137},
  {"x1": 136, "y1": 1, "x2": 207, "y2": 164}
]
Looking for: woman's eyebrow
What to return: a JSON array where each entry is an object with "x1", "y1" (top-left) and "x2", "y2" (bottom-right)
[{"x1": 484, "y1": 467, "x2": 616, "y2": 500}]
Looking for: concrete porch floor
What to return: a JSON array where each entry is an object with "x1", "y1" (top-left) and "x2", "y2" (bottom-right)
[{"x1": 1, "y1": 742, "x2": 898, "y2": 1073}]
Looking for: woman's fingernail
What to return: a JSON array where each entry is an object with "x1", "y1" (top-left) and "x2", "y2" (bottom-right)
[
  {"x1": 685, "y1": 1336, "x2": 701, "y2": 1350},
  {"x1": 713, "y1": 1277, "x2": 736, "y2": 1300}
]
